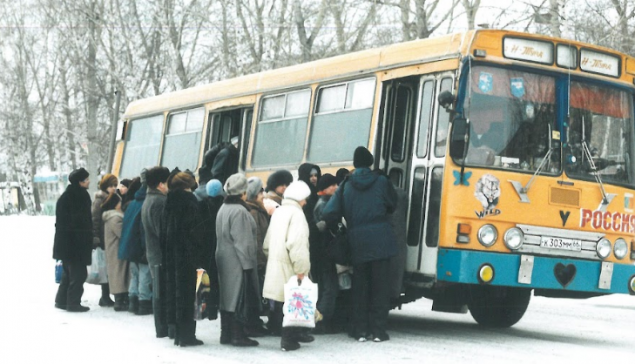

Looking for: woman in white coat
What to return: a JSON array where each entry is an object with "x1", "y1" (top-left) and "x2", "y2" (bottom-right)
[{"x1": 263, "y1": 180, "x2": 312, "y2": 351}]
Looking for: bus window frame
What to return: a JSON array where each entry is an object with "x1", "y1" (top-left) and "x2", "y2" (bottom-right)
[
  {"x1": 313, "y1": 77, "x2": 377, "y2": 116},
  {"x1": 160, "y1": 107, "x2": 205, "y2": 171},
  {"x1": 119, "y1": 113, "x2": 166, "y2": 179}
]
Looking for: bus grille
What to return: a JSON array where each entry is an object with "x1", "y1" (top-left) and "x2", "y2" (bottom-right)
[
  {"x1": 515, "y1": 224, "x2": 604, "y2": 261},
  {"x1": 550, "y1": 187, "x2": 580, "y2": 207}
]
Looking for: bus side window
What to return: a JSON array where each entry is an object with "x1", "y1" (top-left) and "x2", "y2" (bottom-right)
[{"x1": 435, "y1": 77, "x2": 453, "y2": 157}]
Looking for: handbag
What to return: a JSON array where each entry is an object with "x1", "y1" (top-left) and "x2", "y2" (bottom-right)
[
  {"x1": 85, "y1": 248, "x2": 108, "y2": 285},
  {"x1": 282, "y1": 275, "x2": 318, "y2": 328},
  {"x1": 55, "y1": 260, "x2": 63, "y2": 284},
  {"x1": 194, "y1": 269, "x2": 212, "y2": 320},
  {"x1": 235, "y1": 270, "x2": 261, "y2": 324},
  {"x1": 326, "y1": 178, "x2": 352, "y2": 265}
]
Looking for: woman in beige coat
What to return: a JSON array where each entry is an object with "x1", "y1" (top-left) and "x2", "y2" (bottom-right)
[
  {"x1": 101, "y1": 192, "x2": 130, "y2": 311},
  {"x1": 263, "y1": 181, "x2": 312, "y2": 352}
]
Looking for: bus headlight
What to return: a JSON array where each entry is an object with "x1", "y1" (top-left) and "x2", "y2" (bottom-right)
[
  {"x1": 477, "y1": 224, "x2": 498, "y2": 247},
  {"x1": 614, "y1": 238, "x2": 628, "y2": 259},
  {"x1": 504, "y1": 228, "x2": 524, "y2": 250},
  {"x1": 596, "y1": 238, "x2": 612, "y2": 259}
]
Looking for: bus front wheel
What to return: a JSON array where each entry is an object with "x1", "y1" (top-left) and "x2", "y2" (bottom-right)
[{"x1": 467, "y1": 285, "x2": 531, "y2": 328}]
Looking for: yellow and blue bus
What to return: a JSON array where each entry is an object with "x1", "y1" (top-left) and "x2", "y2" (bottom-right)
[{"x1": 114, "y1": 29, "x2": 635, "y2": 327}]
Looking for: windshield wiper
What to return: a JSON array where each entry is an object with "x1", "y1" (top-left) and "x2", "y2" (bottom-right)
[
  {"x1": 510, "y1": 124, "x2": 553, "y2": 203},
  {"x1": 580, "y1": 116, "x2": 616, "y2": 211}
]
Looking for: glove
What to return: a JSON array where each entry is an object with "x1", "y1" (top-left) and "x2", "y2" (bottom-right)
[
  {"x1": 92, "y1": 237, "x2": 101, "y2": 249},
  {"x1": 316, "y1": 220, "x2": 327, "y2": 232}
]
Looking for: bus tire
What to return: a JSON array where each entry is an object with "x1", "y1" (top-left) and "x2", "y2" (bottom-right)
[{"x1": 467, "y1": 285, "x2": 531, "y2": 328}]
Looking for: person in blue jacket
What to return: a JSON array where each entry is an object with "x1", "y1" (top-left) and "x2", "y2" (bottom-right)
[
  {"x1": 119, "y1": 169, "x2": 151, "y2": 314},
  {"x1": 322, "y1": 146, "x2": 397, "y2": 343}
]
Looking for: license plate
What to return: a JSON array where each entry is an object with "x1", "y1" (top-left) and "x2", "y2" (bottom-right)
[{"x1": 540, "y1": 237, "x2": 582, "y2": 251}]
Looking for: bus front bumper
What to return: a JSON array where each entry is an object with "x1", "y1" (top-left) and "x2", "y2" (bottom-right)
[{"x1": 437, "y1": 248, "x2": 635, "y2": 295}]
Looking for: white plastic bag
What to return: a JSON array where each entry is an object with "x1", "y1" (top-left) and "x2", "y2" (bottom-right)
[
  {"x1": 282, "y1": 275, "x2": 318, "y2": 328},
  {"x1": 86, "y1": 248, "x2": 108, "y2": 285}
]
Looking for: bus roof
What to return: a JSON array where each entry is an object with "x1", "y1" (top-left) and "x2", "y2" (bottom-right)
[{"x1": 123, "y1": 29, "x2": 635, "y2": 119}]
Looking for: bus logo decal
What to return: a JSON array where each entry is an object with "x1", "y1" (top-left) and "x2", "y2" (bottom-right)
[
  {"x1": 559, "y1": 211, "x2": 571, "y2": 227},
  {"x1": 510, "y1": 78, "x2": 525, "y2": 98},
  {"x1": 478, "y1": 72, "x2": 493, "y2": 94},
  {"x1": 453, "y1": 170, "x2": 472, "y2": 186},
  {"x1": 580, "y1": 208, "x2": 635, "y2": 233},
  {"x1": 475, "y1": 174, "x2": 501, "y2": 219}
]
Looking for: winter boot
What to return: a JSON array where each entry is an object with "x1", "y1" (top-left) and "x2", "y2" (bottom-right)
[
  {"x1": 175, "y1": 321, "x2": 203, "y2": 347},
  {"x1": 66, "y1": 304, "x2": 90, "y2": 313},
  {"x1": 231, "y1": 317, "x2": 259, "y2": 347},
  {"x1": 220, "y1": 311, "x2": 232, "y2": 345},
  {"x1": 128, "y1": 296, "x2": 139, "y2": 314},
  {"x1": 280, "y1": 327, "x2": 300, "y2": 351},
  {"x1": 294, "y1": 328, "x2": 315, "y2": 343},
  {"x1": 114, "y1": 293, "x2": 128, "y2": 312},
  {"x1": 136, "y1": 300, "x2": 153, "y2": 316},
  {"x1": 99, "y1": 284, "x2": 114, "y2": 307}
]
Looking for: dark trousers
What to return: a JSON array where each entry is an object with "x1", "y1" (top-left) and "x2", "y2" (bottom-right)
[
  {"x1": 151, "y1": 264, "x2": 168, "y2": 336},
  {"x1": 351, "y1": 258, "x2": 390, "y2": 337},
  {"x1": 316, "y1": 262, "x2": 339, "y2": 321},
  {"x1": 55, "y1": 260, "x2": 88, "y2": 306},
  {"x1": 267, "y1": 300, "x2": 284, "y2": 334}
]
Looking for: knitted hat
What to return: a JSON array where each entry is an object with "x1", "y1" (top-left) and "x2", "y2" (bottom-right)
[
  {"x1": 353, "y1": 146, "x2": 374, "y2": 168},
  {"x1": 284, "y1": 181, "x2": 311, "y2": 202},
  {"x1": 224, "y1": 173, "x2": 248, "y2": 196},
  {"x1": 99, "y1": 174, "x2": 119, "y2": 192},
  {"x1": 68, "y1": 168, "x2": 89, "y2": 185},
  {"x1": 246, "y1": 177, "x2": 263, "y2": 201},
  {"x1": 206, "y1": 179, "x2": 223, "y2": 197},
  {"x1": 266, "y1": 170, "x2": 293, "y2": 192},
  {"x1": 100, "y1": 192, "x2": 121, "y2": 212},
  {"x1": 316, "y1": 173, "x2": 337, "y2": 192}
]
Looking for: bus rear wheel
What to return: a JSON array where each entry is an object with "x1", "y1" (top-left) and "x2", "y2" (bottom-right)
[{"x1": 467, "y1": 285, "x2": 531, "y2": 328}]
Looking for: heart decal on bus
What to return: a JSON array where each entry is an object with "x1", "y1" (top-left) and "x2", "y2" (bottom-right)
[{"x1": 554, "y1": 263, "x2": 576, "y2": 288}]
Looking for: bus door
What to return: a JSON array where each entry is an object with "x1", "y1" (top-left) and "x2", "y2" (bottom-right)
[
  {"x1": 206, "y1": 107, "x2": 254, "y2": 171},
  {"x1": 407, "y1": 74, "x2": 454, "y2": 279}
]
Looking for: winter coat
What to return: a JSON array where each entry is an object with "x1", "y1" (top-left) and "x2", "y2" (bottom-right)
[
  {"x1": 215, "y1": 196, "x2": 259, "y2": 312},
  {"x1": 164, "y1": 189, "x2": 205, "y2": 323},
  {"x1": 263, "y1": 199, "x2": 311, "y2": 303},
  {"x1": 245, "y1": 200, "x2": 270, "y2": 272},
  {"x1": 92, "y1": 190, "x2": 108, "y2": 249},
  {"x1": 211, "y1": 144, "x2": 238, "y2": 185},
  {"x1": 103, "y1": 210, "x2": 129, "y2": 294},
  {"x1": 322, "y1": 168, "x2": 398, "y2": 265},
  {"x1": 312, "y1": 194, "x2": 332, "y2": 269},
  {"x1": 141, "y1": 188, "x2": 166, "y2": 268},
  {"x1": 119, "y1": 186, "x2": 147, "y2": 263},
  {"x1": 53, "y1": 184, "x2": 93, "y2": 265}
]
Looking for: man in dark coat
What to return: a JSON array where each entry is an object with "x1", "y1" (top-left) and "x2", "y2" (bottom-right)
[
  {"x1": 141, "y1": 166, "x2": 170, "y2": 338},
  {"x1": 209, "y1": 136, "x2": 239, "y2": 185},
  {"x1": 322, "y1": 147, "x2": 398, "y2": 342},
  {"x1": 53, "y1": 168, "x2": 93, "y2": 312}
]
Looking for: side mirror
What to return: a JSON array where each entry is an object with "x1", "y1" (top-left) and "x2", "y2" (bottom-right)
[
  {"x1": 438, "y1": 91, "x2": 455, "y2": 111},
  {"x1": 449, "y1": 116, "x2": 469, "y2": 160}
]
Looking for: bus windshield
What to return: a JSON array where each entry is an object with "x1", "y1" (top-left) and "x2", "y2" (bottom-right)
[
  {"x1": 462, "y1": 66, "x2": 556, "y2": 172},
  {"x1": 564, "y1": 81, "x2": 635, "y2": 186}
]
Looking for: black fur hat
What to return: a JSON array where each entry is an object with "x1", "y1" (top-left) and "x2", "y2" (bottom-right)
[{"x1": 266, "y1": 170, "x2": 293, "y2": 192}]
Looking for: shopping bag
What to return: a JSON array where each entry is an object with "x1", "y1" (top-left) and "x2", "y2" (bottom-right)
[
  {"x1": 55, "y1": 260, "x2": 63, "y2": 284},
  {"x1": 194, "y1": 269, "x2": 212, "y2": 321},
  {"x1": 86, "y1": 248, "x2": 108, "y2": 285},
  {"x1": 282, "y1": 275, "x2": 318, "y2": 328}
]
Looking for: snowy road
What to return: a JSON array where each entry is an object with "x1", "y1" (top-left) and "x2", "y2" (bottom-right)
[{"x1": 4, "y1": 216, "x2": 635, "y2": 363}]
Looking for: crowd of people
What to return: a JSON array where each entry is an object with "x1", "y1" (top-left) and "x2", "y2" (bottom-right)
[{"x1": 52, "y1": 145, "x2": 407, "y2": 352}]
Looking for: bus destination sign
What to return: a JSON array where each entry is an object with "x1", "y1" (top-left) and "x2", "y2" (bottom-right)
[
  {"x1": 503, "y1": 37, "x2": 554, "y2": 65},
  {"x1": 580, "y1": 49, "x2": 620, "y2": 77}
]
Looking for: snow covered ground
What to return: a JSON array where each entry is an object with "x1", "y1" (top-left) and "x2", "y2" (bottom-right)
[{"x1": 3, "y1": 216, "x2": 635, "y2": 363}]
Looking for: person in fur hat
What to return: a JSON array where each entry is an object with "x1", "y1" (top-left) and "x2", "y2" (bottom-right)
[
  {"x1": 322, "y1": 146, "x2": 398, "y2": 343},
  {"x1": 53, "y1": 168, "x2": 93, "y2": 312},
  {"x1": 263, "y1": 169, "x2": 293, "y2": 215},
  {"x1": 164, "y1": 172, "x2": 206, "y2": 346},
  {"x1": 92, "y1": 173, "x2": 119, "y2": 307},
  {"x1": 263, "y1": 181, "x2": 314, "y2": 351}
]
